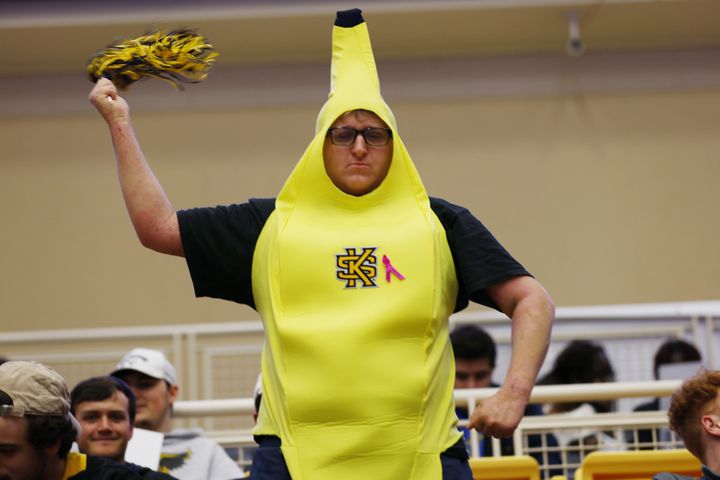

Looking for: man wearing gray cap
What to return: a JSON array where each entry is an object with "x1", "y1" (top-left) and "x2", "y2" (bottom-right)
[
  {"x1": 111, "y1": 348, "x2": 243, "y2": 480},
  {"x1": 0, "y1": 360, "x2": 142, "y2": 479}
]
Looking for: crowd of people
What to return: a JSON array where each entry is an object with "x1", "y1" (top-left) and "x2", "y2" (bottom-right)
[
  {"x1": 0, "y1": 349, "x2": 244, "y2": 480},
  {"x1": 1, "y1": 335, "x2": 714, "y2": 480}
]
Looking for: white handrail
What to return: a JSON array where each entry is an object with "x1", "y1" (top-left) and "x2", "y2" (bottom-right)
[
  {"x1": 173, "y1": 380, "x2": 682, "y2": 418},
  {"x1": 2, "y1": 300, "x2": 718, "y2": 344},
  {"x1": 454, "y1": 380, "x2": 682, "y2": 404}
]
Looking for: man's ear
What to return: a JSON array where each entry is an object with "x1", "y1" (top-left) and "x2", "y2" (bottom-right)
[
  {"x1": 45, "y1": 437, "x2": 62, "y2": 458},
  {"x1": 167, "y1": 383, "x2": 179, "y2": 405},
  {"x1": 701, "y1": 414, "x2": 720, "y2": 437}
]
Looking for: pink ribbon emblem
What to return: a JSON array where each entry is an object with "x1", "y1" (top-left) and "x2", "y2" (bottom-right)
[{"x1": 382, "y1": 255, "x2": 405, "y2": 283}]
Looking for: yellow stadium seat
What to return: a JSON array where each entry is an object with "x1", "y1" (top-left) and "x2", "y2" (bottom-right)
[
  {"x1": 577, "y1": 449, "x2": 702, "y2": 480},
  {"x1": 470, "y1": 455, "x2": 540, "y2": 480}
]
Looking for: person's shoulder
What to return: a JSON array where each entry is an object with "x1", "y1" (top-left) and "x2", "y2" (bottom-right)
[
  {"x1": 248, "y1": 197, "x2": 276, "y2": 209},
  {"x1": 179, "y1": 197, "x2": 276, "y2": 219},
  {"x1": 429, "y1": 197, "x2": 474, "y2": 230},
  {"x1": 429, "y1": 197, "x2": 467, "y2": 214},
  {"x1": 126, "y1": 462, "x2": 179, "y2": 480},
  {"x1": 164, "y1": 427, "x2": 223, "y2": 448},
  {"x1": 70, "y1": 455, "x2": 144, "y2": 479}
]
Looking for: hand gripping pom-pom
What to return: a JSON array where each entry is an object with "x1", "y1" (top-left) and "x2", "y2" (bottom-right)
[{"x1": 87, "y1": 29, "x2": 219, "y2": 90}]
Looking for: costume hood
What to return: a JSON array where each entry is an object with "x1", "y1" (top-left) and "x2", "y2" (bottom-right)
[{"x1": 276, "y1": 8, "x2": 428, "y2": 211}]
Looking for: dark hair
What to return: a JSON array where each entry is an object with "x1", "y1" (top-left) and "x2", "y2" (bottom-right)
[
  {"x1": 668, "y1": 369, "x2": 720, "y2": 462},
  {"x1": 653, "y1": 339, "x2": 701, "y2": 379},
  {"x1": 71, "y1": 376, "x2": 136, "y2": 424},
  {"x1": 449, "y1": 325, "x2": 497, "y2": 367},
  {"x1": 539, "y1": 340, "x2": 615, "y2": 413},
  {"x1": 26, "y1": 414, "x2": 75, "y2": 459},
  {"x1": 540, "y1": 340, "x2": 615, "y2": 385}
]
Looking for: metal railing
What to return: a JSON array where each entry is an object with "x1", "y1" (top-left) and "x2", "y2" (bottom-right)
[
  {"x1": 173, "y1": 381, "x2": 687, "y2": 475},
  {"x1": 2, "y1": 301, "x2": 718, "y2": 472}
]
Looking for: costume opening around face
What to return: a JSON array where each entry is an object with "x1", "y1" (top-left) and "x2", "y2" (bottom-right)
[{"x1": 251, "y1": 9, "x2": 461, "y2": 479}]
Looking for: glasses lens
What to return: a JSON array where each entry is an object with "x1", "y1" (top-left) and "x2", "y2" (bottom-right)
[
  {"x1": 363, "y1": 128, "x2": 390, "y2": 146},
  {"x1": 329, "y1": 128, "x2": 357, "y2": 146}
]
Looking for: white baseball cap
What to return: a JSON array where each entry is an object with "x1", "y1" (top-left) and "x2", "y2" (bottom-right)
[{"x1": 111, "y1": 348, "x2": 177, "y2": 385}]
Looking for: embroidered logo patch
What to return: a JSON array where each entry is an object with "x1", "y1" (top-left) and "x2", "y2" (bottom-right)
[{"x1": 336, "y1": 247, "x2": 377, "y2": 288}]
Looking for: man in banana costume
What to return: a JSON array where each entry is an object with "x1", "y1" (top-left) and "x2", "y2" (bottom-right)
[{"x1": 89, "y1": 8, "x2": 554, "y2": 480}]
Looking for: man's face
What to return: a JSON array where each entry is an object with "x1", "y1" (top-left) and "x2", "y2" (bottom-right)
[
  {"x1": 74, "y1": 391, "x2": 133, "y2": 462},
  {"x1": 454, "y1": 358, "x2": 494, "y2": 389},
  {"x1": 114, "y1": 372, "x2": 177, "y2": 433},
  {"x1": 322, "y1": 110, "x2": 393, "y2": 196},
  {"x1": 0, "y1": 416, "x2": 51, "y2": 480}
]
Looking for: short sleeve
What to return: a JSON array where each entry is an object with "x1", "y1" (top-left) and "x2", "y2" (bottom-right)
[
  {"x1": 430, "y1": 197, "x2": 530, "y2": 312},
  {"x1": 177, "y1": 198, "x2": 276, "y2": 309}
]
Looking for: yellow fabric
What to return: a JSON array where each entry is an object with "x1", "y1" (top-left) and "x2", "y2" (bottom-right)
[
  {"x1": 578, "y1": 449, "x2": 701, "y2": 480},
  {"x1": 469, "y1": 456, "x2": 540, "y2": 480},
  {"x1": 251, "y1": 14, "x2": 460, "y2": 479},
  {"x1": 62, "y1": 452, "x2": 87, "y2": 480}
]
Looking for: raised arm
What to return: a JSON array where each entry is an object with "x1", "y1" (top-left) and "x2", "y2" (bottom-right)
[
  {"x1": 89, "y1": 78, "x2": 183, "y2": 256},
  {"x1": 468, "y1": 275, "x2": 554, "y2": 437}
]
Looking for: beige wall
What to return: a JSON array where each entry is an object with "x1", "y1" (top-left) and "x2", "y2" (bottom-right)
[{"x1": 1, "y1": 87, "x2": 719, "y2": 332}]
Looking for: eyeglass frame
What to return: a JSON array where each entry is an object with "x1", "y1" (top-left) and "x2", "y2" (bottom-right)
[{"x1": 326, "y1": 127, "x2": 393, "y2": 146}]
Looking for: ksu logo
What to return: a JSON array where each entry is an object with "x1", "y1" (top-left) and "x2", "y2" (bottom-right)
[{"x1": 336, "y1": 247, "x2": 378, "y2": 288}]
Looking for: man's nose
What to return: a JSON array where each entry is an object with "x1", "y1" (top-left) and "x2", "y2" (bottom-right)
[
  {"x1": 98, "y1": 416, "x2": 112, "y2": 430},
  {"x1": 351, "y1": 134, "x2": 368, "y2": 157}
]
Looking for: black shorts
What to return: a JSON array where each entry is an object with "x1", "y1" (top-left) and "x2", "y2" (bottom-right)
[{"x1": 249, "y1": 435, "x2": 473, "y2": 479}]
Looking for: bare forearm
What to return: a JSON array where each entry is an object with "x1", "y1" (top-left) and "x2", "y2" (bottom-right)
[
  {"x1": 90, "y1": 78, "x2": 183, "y2": 255},
  {"x1": 470, "y1": 277, "x2": 554, "y2": 436},
  {"x1": 503, "y1": 286, "x2": 554, "y2": 401},
  {"x1": 108, "y1": 119, "x2": 182, "y2": 256}
]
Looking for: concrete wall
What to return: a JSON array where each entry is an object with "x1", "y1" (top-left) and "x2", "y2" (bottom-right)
[{"x1": 1, "y1": 53, "x2": 719, "y2": 332}]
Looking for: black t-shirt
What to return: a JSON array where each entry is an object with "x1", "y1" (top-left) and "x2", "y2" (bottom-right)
[
  {"x1": 68, "y1": 456, "x2": 144, "y2": 479},
  {"x1": 126, "y1": 462, "x2": 179, "y2": 480},
  {"x1": 178, "y1": 197, "x2": 529, "y2": 313}
]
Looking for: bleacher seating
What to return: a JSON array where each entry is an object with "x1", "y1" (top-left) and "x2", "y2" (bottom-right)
[
  {"x1": 575, "y1": 449, "x2": 701, "y2": 480},
  {"x1": 470, "y1": 455, "x2": 540, "y2": 480}
]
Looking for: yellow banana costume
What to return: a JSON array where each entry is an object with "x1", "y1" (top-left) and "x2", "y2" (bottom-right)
[{"x1": 251, "y1": 9, "x2": 461, "y2": 479}]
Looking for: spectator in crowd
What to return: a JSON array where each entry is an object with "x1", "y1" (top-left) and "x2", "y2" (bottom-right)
[
  {"x1": 239, "y1": 374, "x2": 264, "y2": 477},
  {"x1": 0, "y1": 360, "x2": 142, "y2": 479},
  {"x1": 538, "y1": 340, "x2": 619, "y2": 475},
  {"x1": 70, "y1": 375, "x2": 178, "y2": 479},
  {"x1": 632, "y1": 339, "x2": 702, "y2": 448},
  {"x1": 539, "y1": 340, "x2": 616, "y2": 415},
  {"x1": 653, "y1": 369, "x2": 720, "y2": 480},
  {"x1": 111, "y1": 348, "x2": 243, "y2": 480},
  {"x1": 450, "y1": 325, "x2": 561, "y2": 471}
]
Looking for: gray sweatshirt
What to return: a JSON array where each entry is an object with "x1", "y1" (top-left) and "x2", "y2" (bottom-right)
[{"x1": 159, "y1": 428, "x2": 243, "y2": 480}]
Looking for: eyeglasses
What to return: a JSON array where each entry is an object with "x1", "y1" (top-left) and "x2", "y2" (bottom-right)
[{"x1": 326, "y1": 127, "x2": 393, "y2": 146}]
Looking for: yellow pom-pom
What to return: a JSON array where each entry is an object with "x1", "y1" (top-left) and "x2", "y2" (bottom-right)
[{"x1": 87, "y1": 29, "x2": 219, "y2": 90}]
